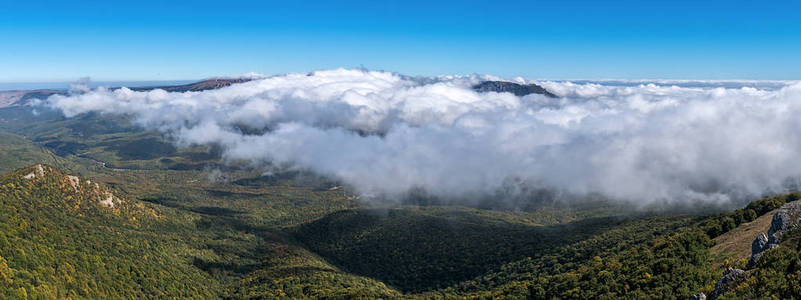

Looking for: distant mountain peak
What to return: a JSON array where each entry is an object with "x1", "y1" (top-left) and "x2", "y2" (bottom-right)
[{"x1": 472, "y1": 81, "x2": 557, "y2": 98}]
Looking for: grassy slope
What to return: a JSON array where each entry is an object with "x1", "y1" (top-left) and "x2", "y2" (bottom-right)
[
  {"x1": 720, "y1": 222, "x2": 801, "y2": 299},
  {"x1": 711, "y1": 209, "x2": 776, "y2": 267}
]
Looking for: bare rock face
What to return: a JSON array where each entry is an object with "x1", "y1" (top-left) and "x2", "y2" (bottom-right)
[
  {"x1": 751, "y1": 232, "x2": 768, "y2": 254},
  {"x1": 748, "y1": 200, "x2": 801, "y2": 268},
  {"x1": 767, "y1": 200, "x2": 801, "y2": 240},
  {"x1": 747, "y1": 232, "x2": 772, "y2": 268},
  {"x1": 691, "y1": 292, "x2": 707, "y2": 300},
  {"x1": 711, "y1": 268, "x2": 746, "y2": 300},
  {"x1": 22, "y1": 164, "x2": 46, "y2": 179}
]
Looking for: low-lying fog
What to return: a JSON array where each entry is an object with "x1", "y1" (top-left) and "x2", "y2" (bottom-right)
[{"x1": 42, "y1": 69, "x2": 801, "y2": 208}]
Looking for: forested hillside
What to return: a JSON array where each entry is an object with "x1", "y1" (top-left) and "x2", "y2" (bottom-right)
[
  {"x1": 0, "y1": 165, "x2": 217, "y2": 298},
  {"x1": 3, "y1": 161, "x2": 797, "y2": 299}
]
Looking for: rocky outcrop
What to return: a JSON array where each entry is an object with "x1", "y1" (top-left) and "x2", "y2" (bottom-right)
[
  {"x1": 472, "y1": 81, "x2": 557, "y2": 98},
  {"x1": 7, "y1": 164, "x2": 121, "y2": 209},
  {"x1": 711, "y1": 267, "x2": 746, "y2": 299},
  {"x1": 706, "y1": 200, "x2": 801, "y2": 299},
  {"x1": 751, "y1": 232, "x2": 768, "y2": 254},
  {"x1": 22, "y1": 164, "x2": 45, "y2": 179},
  {"x1": 747, "y1": 200, "x2": 801, "y2": 268},
  {"x1": 691, "y1": 292, "x2": 706, "y2": 300},
  {"x1": 768, "y1": 200, "x2": 801, "y2": 235},
  {"x1": 747, "y1": 232, "x2": 776, "y2": 268}
]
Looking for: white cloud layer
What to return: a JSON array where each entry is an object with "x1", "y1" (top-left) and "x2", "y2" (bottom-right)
[{"x1": 44, "y1": 69, "x2": 801, "y2": 207}]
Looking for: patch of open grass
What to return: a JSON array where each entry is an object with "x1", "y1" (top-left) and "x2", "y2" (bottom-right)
[{"x1": 711, "y1": 209, "x2": 776, "y2": 268}]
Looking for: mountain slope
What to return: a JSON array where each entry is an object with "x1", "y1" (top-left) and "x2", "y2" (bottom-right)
[
  {"x1": 2, "y1": 162, "x2": 801, "y2": 299},
  {"x1": 130, "y1": 78, "x2": 252, "y2": 92},
  {"x1": 0, "y1": 132, "x2": 61, "y2": 175},
  {"x1": 711, "y1": 209, "x2": 776, "y2": 266},
  {"x1": 0, "y1": 165, "x2": 218, "y2": 299},
  {"x1": 0, "y1": 164, "x2": 405, "y2": 299},
  {"x1": 473, "y1": 81, "x2": 557, "y2": 98}
]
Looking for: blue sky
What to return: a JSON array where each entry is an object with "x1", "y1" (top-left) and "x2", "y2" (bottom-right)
[{"x1": 1, "y1": 0, "x2": 799, "y2": 81}]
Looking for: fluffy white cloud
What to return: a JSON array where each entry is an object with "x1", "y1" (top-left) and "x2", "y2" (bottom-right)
[{"x1": 44, "y1": 68, "x2": 801, "y2": 207}]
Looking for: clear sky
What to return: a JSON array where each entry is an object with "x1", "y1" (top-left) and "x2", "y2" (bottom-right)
[{"x1": 1, "y1": 0, "x2": 799, "y2": 82}]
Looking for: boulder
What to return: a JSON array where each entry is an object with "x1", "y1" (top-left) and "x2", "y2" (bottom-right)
[
  {"x1": 751, "y1": 232, "x2": 768, "y2": 254},
  {"x1": 747, "y1": 232, "x2": 770, "y2": 268},
  {"x1": 711, "y1": 268, "x2": 745, "y2": 299}
]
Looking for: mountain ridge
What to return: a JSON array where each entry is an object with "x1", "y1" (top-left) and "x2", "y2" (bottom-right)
[
  {"x1": 0, "y1": 78, "x2": 254, "y2": 107},
  {"x1": 472, "y1": 80, "x2": 558, "y2": 98},
  {"x1": 1, "y1": 164, "x2": 124, "y2": 210}
]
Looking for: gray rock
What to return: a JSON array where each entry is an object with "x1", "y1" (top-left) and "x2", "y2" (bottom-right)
[
  {"x1": 711, "y1": 268, "x2": 745, "y2": 300},
  {"x1": 767, "y1": 200, "x2": 801, "y2": 243},
  {"x1": 747, "y1": 252, "x2": 763, "y2": 269},
  {"x1": 748, "y1": 243, "x2": 780, "y2": 268},
  {"x1": 747, "y1": 201, "x2": 801, "y2": 268},
  {"x1": 691, "y1": 292, "x2": 706, "y2": 300},
  {"x1": 751, "y1": 232, "x2": 768, "y2": 254},
  {"x1": 747, "y1": 232, "x2": 770, "y2": 268}
]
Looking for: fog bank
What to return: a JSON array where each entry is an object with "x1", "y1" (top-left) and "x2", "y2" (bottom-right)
[{"x1": 44, "y1": 69, "x2": 801, "y2": 207}]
